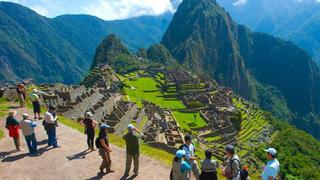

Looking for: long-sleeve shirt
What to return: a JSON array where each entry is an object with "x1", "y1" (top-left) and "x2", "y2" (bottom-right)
[{"x1": 44, "y1": 111, "x2": 57, "y2": 124}]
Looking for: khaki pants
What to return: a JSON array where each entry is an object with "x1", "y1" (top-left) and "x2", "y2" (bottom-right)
[
  {"x1": 99, "y1": 148, "x2": 111, "y2": 171},
  {"x1": 125, "y1": 153, "x2": 139, "y2": 175}
]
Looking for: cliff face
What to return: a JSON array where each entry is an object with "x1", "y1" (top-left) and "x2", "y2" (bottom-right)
[
  {"x1": 162, "y1": 0, "x2": 320, "y2": 139},
  {"x1": 161, "y1": 0, "x2": 253, "y2": 98}
]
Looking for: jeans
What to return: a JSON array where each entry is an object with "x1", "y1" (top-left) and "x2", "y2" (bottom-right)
[
  {"x1": 25, "y1": 134, "x2": 38, "y2": 153},
  {"x1": 87, "y1": 130, "x2": 95, "y2": 149},
  {"x1": 47, "y1": 128, "x2": 58, "y2": 147}
]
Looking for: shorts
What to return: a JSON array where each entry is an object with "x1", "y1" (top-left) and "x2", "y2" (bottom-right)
[{"x1": 32, "y1": 101, "x2": 41, "y2": 113}]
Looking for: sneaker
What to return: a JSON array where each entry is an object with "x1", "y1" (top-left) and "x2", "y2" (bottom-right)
[{"x1": 107, "y1": 169, "x2": 115, "y2": 174}]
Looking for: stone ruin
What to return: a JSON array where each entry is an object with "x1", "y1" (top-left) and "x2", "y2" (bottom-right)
[
  {"x1": 41, "y1": 84, "x2": 138, "y2": 134},
  {"x1": 142, "y1": 100, "x2": 184, "y2": 153}
]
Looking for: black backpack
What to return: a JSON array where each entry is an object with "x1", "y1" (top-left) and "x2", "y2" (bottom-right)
[
  {"x1": 231, "y1": 159, "x2": 249, "y2": 180},
  {"x1": 95, "y1": 137, "x2": 101, "y2": 149}
]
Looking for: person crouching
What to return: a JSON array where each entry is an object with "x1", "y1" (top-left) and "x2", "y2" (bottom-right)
[{"x1": 96, "y1": 124, "x2": 114, "y2": 174}]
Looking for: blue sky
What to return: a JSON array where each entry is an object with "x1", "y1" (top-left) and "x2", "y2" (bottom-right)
[{"x1": 1, "y1": 0, "x2": 182, "y2": 20}]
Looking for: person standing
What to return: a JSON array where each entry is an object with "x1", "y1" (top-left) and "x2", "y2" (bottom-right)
[
  {"x1": 171, "y1": 150, "x2": 191, "y2": 180},
  {"x1": 5, "y1": 111, "x2": 23, "y2": 151},
  {"x1": 29, "y1": 89, "x2": 42, "y2": 120},
  {"x1": 96, "y1": 124, "x2": 114, "y2": 174},
  {"x1": 200, "y1": 150, "x2": 218, "y2": 180},
  {"x1": 80, "y1": 112, "x2": 98, "y2": 151},
  {"x1": 16, "y1": 83, "x2": 26, "y2": 107},
  {"x1": 182, "y1": 134, "x2": 200, "y2": 180},
  {"x1": 44, "y1": 105, "x2": 59, "y2": 148},
  {"x1": 123, "y1": 124, "x2": 144, "y2": 177},
  {"x1": 261, "y1": 148, "x2": 280, "y2": 180},
  {"x1": 222, "y1": 144, "x2": 240, "y2": 180},
  {"x1": 20, "y1": 113, "x2": 38, "y2": 155}
]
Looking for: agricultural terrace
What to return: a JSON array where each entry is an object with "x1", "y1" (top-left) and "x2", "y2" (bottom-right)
[{"x1": 121, "y1": 71, "x2": 207, "y2": 133}]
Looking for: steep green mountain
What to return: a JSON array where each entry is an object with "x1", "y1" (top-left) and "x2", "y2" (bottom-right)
[
  {"x1": 0, "y1": 2, "x2": 172, "y2": 84},
  {"x1": 162, "y1": 0, "x2": 253, "y2": 98},
  {"x1": 162, "y1": 0, "x2": 320, "y2": 139},
  {"x1": 146, "y1": 44, "x2": 178, "y2": 66},
  {"x1": 217, "y1": 0, "x2": 320, "y2": 64}
]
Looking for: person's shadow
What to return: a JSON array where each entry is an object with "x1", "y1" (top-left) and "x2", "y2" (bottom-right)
[
  {"x1": 0, "y1": 150, "x2": 16, "y2": 159},
  {"x1": 119, "y1": 175, "x2": 137, "y2": 180},
  {"x1": 66, "y1": 150, "x2": 91, "y2": 161},
  {"x1": 1, "y1": 153, "x2": 28, "y2": 162}
]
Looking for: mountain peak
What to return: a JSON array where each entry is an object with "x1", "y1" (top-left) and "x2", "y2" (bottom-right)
[{"x1": 91, "y1": 34, "x2": 131, "y2": 68}]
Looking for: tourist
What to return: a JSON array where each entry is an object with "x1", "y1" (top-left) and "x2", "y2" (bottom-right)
[
  {"x1": 96, "y1": 124, "x2": 114, "y2": 174},
  {"x1": 80, "y1": 111, "x2": 98, "y2": 151},
  {"x1": 29, "y1": 89, "x2": 42, "y2": 120},
  {"x1": 171, "y1": 149, "x2": 191, "y2": 180},
  {"x1": 44, "y1": 105, "x2": 59, "y2": 148},
  {"x1": 20, "y1": 113, "x2": 38, "y2": 155},
  {"x1": 261, "y1": 148, "x2": 280, "y2": 180},
  {"x1": 200, "y1": 150, "x2": 218, "y2": 180},
  {"x1": 182, "y1": 134, "x2": 200, "y2": 180},
  {"x1": 221, "y1": 144, "x2": 240, "y2": 180},
  {"x1": 5, "y1": 110, "x2": 23, "y2": 151},
  {"x1": 123, "y1": 124, "x2": 144, "y2": 177},
  {"x1": 16, "y1": 83, "x2": 26, "y2": 107}
]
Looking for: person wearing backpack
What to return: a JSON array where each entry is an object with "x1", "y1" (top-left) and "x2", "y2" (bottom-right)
[
  {"x1": 261, "y1": 148, "x2": 280, "y2": 180},
  {"x1": 200, "y1": 150, "x2": 218, "y2": 180},
  {"x1": 171, "y1": 150, "x2": 191, "y2": 180},
  {"x1": 96, "y1": 124, "x2": 114, "y2": 174},
  {"x1": 182, "y1": 134, "x2": 200, "y2": 180},
  {"x1": 80, "y1": 112, "x2": 98, "y2": 151},
  {"x1": 222, "y1": 144, "x2": 240, "y2": 180}
]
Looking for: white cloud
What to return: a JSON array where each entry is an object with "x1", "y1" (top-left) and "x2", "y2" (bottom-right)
[
  {"x1": 233, "y1": 0, "x2": 248, "y2": 6},
  {"x1": 83, "y1": 0, "x2": 175, "y2": 20},
  {"x1": 30, "y1": 4, "x2": 49, "y2": 16}
]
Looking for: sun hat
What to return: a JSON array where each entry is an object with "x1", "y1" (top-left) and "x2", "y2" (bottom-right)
[
  {"x1": 128, "y1": 124, "x2": 135, "y2": 132},
  {"x1": 22, "y1": 113, "x2": 29, "y2": 118},
  {"x1": 85, "y1": 111, "x2": 93, "y2": 119},
  {"x1": 100, "y1": 124, "x2": 110, "y2": 129},
  {"x1": 265, "y1": 148, "x2": 277, "y2": 156}
]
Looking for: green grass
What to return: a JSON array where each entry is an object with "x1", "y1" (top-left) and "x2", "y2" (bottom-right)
[
  {"x1": 58, "y1": 116, "x2": 173, "y2": 166},
  {"x1": 172, "y1": 111, "x2": 207, "y2": 133},
  {"x1": 124, "y1": 77, "x2": 208, "y2": 133},
  {"x1": 124, "y1": 77, "x2": 185, "y2": 109},
  {"x1": 0, "y1": 98, "x2": 9, "y2": 140}
]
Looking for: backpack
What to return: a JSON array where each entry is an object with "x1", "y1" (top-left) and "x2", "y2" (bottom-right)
[
  {"x1": 231, "y1": 159, "x2": 249, "y2": 180},
  {"x1": 95, "y1": 137, "x2": 101, "y2": 149}
]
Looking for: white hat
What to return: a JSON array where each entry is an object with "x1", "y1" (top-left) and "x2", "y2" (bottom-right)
[
  {"x1": 85, "y1": 112, "x2": 93, "y2": 118},
  {"x1": 128, "y1": 124, "x2": 135, "y2": 132},
  {"x1": 22, "y1": 113, "x2": 29, "y2": 118},
  {"x1": 265, "y1": 148, "x2": 277, "y2": 156}
]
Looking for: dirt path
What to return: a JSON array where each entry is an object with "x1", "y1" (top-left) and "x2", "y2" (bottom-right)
[{"x1": 0, "y1": 105, "x2": 170, "y2": 180}]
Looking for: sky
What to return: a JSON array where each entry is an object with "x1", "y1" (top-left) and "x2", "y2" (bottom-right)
[{"x1": 0, "y1": 0, "x2": 182, "y2": 20}]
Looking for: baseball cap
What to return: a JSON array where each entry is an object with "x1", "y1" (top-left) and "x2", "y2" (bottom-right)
[
  {"x1": 176, "y1": 150, "x2": 186, "y2": 158},
  {"x1": 100, "y1": 124, "x2": 110, "y2": 129},
  {"x1": 265, "y1": 148, "x2": 277, "y2": 156},
  {"x1": 85, "y1": 112, "x2": 93, "y2": 118}
]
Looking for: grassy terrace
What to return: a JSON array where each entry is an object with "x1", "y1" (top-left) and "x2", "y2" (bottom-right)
[
  {"x1": 0, "y1": 98, "x2": 10, "y2": 140},
  {"x1": 122, "y1": 74, "x2": 207, "y2": 134}
]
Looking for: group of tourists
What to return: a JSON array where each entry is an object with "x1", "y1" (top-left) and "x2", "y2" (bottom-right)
[
  {"x1": 170, "y1": 135, "x2": 280, "y2": 180},
  {"x1": 4, "y1": 87, "x2": 280, "y2": 179}
]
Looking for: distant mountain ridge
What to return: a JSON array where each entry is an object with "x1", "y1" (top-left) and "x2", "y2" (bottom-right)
[
  {"x1": 161, "y1": 0, "x2": 320, "y2": 139},
  {"x1": 0, "y1": 2, "x2": 172, "y2": 84},
  {"x1": 217, "y1": 0, "x2": 320, "y2": 64}
]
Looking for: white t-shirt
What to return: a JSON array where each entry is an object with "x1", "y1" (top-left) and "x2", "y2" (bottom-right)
[
  {"x1": 183, "y1": 143, "x2": 195, "y2": 160},
  {"x1": 261, "y1": 159, "x2": 280, "y2": 180}
]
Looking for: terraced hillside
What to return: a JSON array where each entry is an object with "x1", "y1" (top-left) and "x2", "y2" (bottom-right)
[{"x1": 119, "y1": 69, "x2": 272, "y2": 175}]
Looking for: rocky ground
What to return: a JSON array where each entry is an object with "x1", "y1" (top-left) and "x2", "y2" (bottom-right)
[{"x1": 0, "y1": 104, "x2": 171, "y2": 180}]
